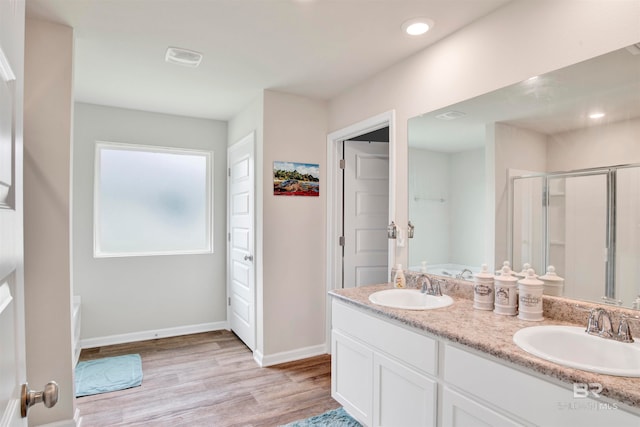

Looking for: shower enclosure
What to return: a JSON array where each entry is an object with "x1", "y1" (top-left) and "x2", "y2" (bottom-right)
[{"x1": 509, "y1": 164, "x2": 640, "y2": 306}]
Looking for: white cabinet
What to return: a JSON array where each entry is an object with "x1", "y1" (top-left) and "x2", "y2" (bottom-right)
[
  {"x1": 332, "y1": 330, "x2": 373, "y2": 425},
  {"x1": 331, "y1": 298, "x2": 640, "y2": 427},
  {"x1": 331, "y1": 299, "x2": 437, "y2": 426},
  {"x1": 374, "y1": 352, "x2": 436, "y2": 427},
  {"x1": 443, "y1": 343, "x2": 639, "y2": 427},
  {"x1": 441, "y1": 387, "x2": 524, "y2": 427}
]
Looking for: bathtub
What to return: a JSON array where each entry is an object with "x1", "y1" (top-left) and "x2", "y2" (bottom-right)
[{"x1": 409, "y1": 263, "x2": 479, "y2": 280}]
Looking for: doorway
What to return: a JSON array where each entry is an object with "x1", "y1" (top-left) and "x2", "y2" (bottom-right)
[
  {"x1": 341, "y1": 133, "x2": 390, "y2": 288},
  {"x1": 325, "y1": 111, "x2": 395, "y2": 346}
]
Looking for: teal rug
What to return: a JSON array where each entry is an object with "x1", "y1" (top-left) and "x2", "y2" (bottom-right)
[
  {"x1": 75, "y1": 354, "x2": 143, "y2": 397},
  {"x1": 281, "y1": 407, "x2": 362, "y2": 427}
]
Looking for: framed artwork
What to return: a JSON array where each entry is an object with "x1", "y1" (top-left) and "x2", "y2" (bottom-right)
[{"x1": 273, "y1": 161, "x2": 319, "y2": 197}]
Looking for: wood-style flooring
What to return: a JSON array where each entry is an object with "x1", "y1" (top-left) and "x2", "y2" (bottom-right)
[{"x1": 76, "y1": 330, "x2": 339, "y2": 426}]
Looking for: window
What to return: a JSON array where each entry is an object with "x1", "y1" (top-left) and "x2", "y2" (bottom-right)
[{"x1": 94, "y1": 142, "x2": 212, "y2": 257}]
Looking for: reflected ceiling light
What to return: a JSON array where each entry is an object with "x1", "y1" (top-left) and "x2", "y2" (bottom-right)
[
  {"x1": 165, "y1": 47, "x2": 203, "y2": 68},
  {"x1": 435, "y1": 110, "x2": 466, "y2": 120},
  {"x1": 589, "y1": 112, "x2": 605, "y2": 119},
  {"x1": 402, "y1": 18, "x2": 434, "y2": 36}
]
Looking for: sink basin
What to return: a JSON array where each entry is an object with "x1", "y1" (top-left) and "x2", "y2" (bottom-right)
[
  {"x1": 369, "y1": 289, "x2": 453, "y2": 310},
  {"x1": 513, "y1": 325, "x2": 640, "y2": 377}
]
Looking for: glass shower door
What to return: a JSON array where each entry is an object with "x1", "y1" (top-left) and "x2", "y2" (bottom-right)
[
  {"x1": 546, "y1": 172, "x2": 609, "y2": 301},
  {"x1": 615, "y1": 166, "x2": 640, "y2": 304}
]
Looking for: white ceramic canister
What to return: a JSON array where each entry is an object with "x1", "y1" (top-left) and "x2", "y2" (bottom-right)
[
  {"x1": 473, "y1": 264, "x2": 495, "y2": 310},
  {"x1": 538, "y1": 265, "x2": 564, "y2": 296},
  {"x1": 493, "y1": 265, "x2": 519, "y2": 316},
  {"x1": 495, "y1": 260, "x2": 512, "y2": 275},
  {"x1": 517, "y1": 268, "x2": 544, "y2": 321},
  {"x1": 515, "y1": 263, "x2": 532, "y2": 279}
]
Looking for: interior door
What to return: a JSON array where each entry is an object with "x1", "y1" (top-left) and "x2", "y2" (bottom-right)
[
  {"x1": 0, "y1": 1, "x2": 27, "y2": 425},
  {"x1": 343, "y1": 140, "x2": 389, "y2": 288},
  {"x1": 227, "y1": 133, "x2": 256, "y2": 350}
]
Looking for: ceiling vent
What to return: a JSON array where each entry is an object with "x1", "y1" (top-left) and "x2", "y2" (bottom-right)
[
  {"x1": 625, "y1": 43, "x2": 640, "y2": 55},
  {"x1": 165, "y1": 47, "x2": 203, "y2": 67},
  {"x1": 435, "y1": 110, "x2": 466, "y2": 120}
]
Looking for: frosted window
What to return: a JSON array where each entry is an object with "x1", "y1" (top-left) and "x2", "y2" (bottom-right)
[{"x1": 94, "y1": 142, "x2": 212, "y2": 257}]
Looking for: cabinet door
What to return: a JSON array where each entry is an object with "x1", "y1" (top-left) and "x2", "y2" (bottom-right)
[
  {"x1": 373, "y1": 353, "x2": 437, "y2": 427},
  {"x1": 442, "y1": 387, "x2": 524, "y2": 427},
  {"x1": 332, "y1": 330, "x2": 373, "y2": 426}
]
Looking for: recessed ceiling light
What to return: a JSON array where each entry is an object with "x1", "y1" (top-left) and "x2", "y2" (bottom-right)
[
  {"x1": 589, "y1": 112, "x2": 605, "y2": 119},
  {"x1": 165, "y1": 47, "x2": 203, "y2": 68},
  {"x1": 402, "y1": 18, "x2": 434, "y2": 36},
  {"x1": 435, "y1": 110, "x2": 466, "y2": 120}
]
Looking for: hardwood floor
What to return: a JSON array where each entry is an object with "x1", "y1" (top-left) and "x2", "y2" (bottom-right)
[{"x1": 76, "y1": 330, "x2": 340, "y2": 426}]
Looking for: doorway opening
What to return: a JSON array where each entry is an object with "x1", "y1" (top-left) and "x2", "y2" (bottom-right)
[
  {"x1": 325, "y1": 111, "x2": 395, "y2": 347},
  {"x1": 340, "y1": 129, "x2": 390, "y2": 288}
]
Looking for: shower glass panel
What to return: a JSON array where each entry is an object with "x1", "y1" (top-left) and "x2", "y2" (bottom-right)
[
  {"x1": 547, "y1": 173, "x2": 608, "y2": 302},
  {"x1": 615, "y1": 166, "x2": 640, "y2": 304}
]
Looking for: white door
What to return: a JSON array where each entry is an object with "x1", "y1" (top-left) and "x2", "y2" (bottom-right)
[
  {"x1": 0, "y1": 1, "x2": 27, "y2": 425},
  {"x1": 343, "y1": 140, "x2": 389, "y2": 288},
  {"x1": 227, "y1": 133, "x2": 256, "y2": 350}
]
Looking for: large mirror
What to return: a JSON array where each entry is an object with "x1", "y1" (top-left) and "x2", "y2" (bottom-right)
[{"x1": 408, "y1": 43, "x2": 640, "y2": 308}]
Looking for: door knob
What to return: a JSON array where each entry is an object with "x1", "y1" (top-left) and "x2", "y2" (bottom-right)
[
  {"x1": 21, "y1": 381, "x2": 59, "y2": 417},
  {"x1": 244, "y1": 254, "x2": 253, "y2": 261}
]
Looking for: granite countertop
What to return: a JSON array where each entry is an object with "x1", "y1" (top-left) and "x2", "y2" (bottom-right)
[{"x1": 329, "y1": 283, "x2": 640, "y2": 410}]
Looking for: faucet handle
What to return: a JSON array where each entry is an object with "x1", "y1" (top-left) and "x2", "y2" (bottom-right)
[
  {"x1": 617, "y1": 314, "x2": 640, "y2": 343},
  {"x1": 575, "y1": 305, "x2": 600, "y2": 334},
  {"x1": 433, "y1": 279, "x2": 442, "y2": 297},
  {"x1": 585, "y1": 308, "x2": 601, "y2": 335}
]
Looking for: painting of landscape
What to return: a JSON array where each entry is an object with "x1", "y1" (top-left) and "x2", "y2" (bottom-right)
[{"x1": 273, "y1": 161, "x2": 319, "y2": 197}]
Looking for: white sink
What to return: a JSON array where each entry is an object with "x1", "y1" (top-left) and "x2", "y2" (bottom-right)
[
  {"x1": 369, "y1": 289, "x2": 453, "y2": 310},
  {"x1": 513, "y1": 325, "x2": 640, "y2": 377}
]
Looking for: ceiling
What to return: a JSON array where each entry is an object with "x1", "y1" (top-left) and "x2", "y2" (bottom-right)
[
  {"x1": 25, "y1": 0, "x2": 512, "y2": 121},
  {"x1": 408, "y1": 44, "x2": 640, "y2": 152}
]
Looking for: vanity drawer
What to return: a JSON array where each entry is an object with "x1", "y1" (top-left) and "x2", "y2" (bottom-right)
[
  {"x1": 332, "y1": 299, "x2": 437, "y2": 376},
  {"x1": 444, "y1": 343, "x2": 639, "y2": 427}
]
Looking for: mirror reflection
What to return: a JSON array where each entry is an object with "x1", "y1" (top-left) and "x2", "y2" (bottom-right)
[{"x1": 408, "y1": 43, "x2": 640, "y2": 308}]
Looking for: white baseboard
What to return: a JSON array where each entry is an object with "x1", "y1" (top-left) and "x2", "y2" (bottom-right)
[
  {"x1": 79, "y1": 321, "x2": 229, "y2": 349},
  {"x1": 253, "y1": 343, "x2": 328, "y2": 367},
  {"x1": 38, "y1": 409, "x2": 81, "y2": 427}
]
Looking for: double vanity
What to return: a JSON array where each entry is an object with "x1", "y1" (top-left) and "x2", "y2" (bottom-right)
[{"x1": 329, "y1": 276, "x2": 640, "y2": 427}]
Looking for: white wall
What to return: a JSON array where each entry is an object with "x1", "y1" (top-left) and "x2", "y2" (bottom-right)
[
  {"x1": 408, "y1": 148, "x2": 449, "y2": 267},
  {"x1": 261, "y1": 90, "x2": 327, "y2": 360},
  {"x1": 73, "y1": 103, "x2": 228, "y2": 343},
  {"x1": 493, "y1": 123, "x2": 548, "y2": 266},
  {"x1": 23, "y1": 17, "x2": 75, "y2": 426},
  {"x1": 547, "y1": 117, "x2": 640, "y2": 170},
  {"x1": 450, "y1": 148, "x2": 485, "y2": 267},
  {"x1": 328, "y1": 0, "x2": 640, "y2": 269}
]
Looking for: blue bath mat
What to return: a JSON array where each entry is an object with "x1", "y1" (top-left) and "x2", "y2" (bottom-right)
[
  {"x1": 280, "y1": 407, "x2": 362, "y2": 427},
  {"x1": 75, "y1": 354, "x2": 143, "y2": 397}
]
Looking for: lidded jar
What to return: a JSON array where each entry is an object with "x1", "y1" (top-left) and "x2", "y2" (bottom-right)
[
  {"x1": 495, "y1": 260, "x2": 513, "y2": 275},
  {"x1": 473, "y1": 264, "x2": 495, "y2": 311},
  {"x1": 538, "y1": 265, "x2": 564, "y2": 296},
  {"x1": 493, "y1": 265, "x2": 519, "y2": 316},
  {"x1": 515, "y1": 263, "x2": 532, "y2": 279},
  {"x1": 517, "y1": 269, "x2": 544, "y2": 321}
]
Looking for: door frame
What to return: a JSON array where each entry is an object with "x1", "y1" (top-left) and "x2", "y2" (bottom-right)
[{"x1": 325, "y1": 110, "x2": 396, "y2": 348}]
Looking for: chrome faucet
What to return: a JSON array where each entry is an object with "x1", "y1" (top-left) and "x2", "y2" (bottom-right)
[
  {"x1": 421, "y1": 276, "x2": 442, "y2": 296},
  {"x1": 456, "y1": 268, "x2": 473, "y2": 280},
  {"x1": 585, "y1": 308, "x2": 638, "y2": 343}
]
